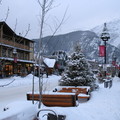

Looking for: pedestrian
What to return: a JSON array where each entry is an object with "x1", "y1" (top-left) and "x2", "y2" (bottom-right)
[{"x1": 46, "y1": 70, "x2": 48, "y2": 78}]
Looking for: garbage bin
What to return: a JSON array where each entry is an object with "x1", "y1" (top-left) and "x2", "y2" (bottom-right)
[
  {"x1": 104, "y1": 81, "x2": 109, "y2": 88},
  {"x1": 58, "y1": 115, "x2": 66, "y2": 120},
  {"x1": 48, "y1": 114, "x2": 66, "y2": 120},
  {"x1": 37, "y1": 109, "x2": 66, "y2": 120},
  {"x1": 109, "y1": 79, "x2": 112, "y2": 88},
  {"x1": 48, "y1": 113, "x2": 57, "y2": 120},
  {"x1": 104, "y1": 78, "x2": 113, "y2": 88}
]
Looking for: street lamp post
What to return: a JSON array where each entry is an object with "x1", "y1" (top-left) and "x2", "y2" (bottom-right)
[
  {"x1": 100, "y1": 23, "x2": 110, "y2": 78},
  {"x1": 112, "y1": 52, "x2": 117, "y2": 77},
  {"x1": 13, "y1": 48, "x2": 17, "y2": 75}
]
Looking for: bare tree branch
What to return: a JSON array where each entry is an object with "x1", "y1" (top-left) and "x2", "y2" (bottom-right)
[
  {"x1": 44, "y1": 22, "x2": 54, "y2": 33},
  {"x1": 45, "y1": 0, "x2": 54, "y2": 13},
  {"x1": 0, "y1": 79, "x2": 16, "y2": 87},
  {"x1": 42, "y1": 7, "x2": 68, "y2": 52},
  {"x1": 37, "y1": 0, "x2": 54, "y2": 14},
  {"x1": 37, "y1": 0, "x2": 54, "y2": 109},
  {"x1": 14, "y1": 19, "x2": 18, "y2": 32},
  {"x1": 36, "y1": 0, "x2": 69, "y2": 56},
  {"x1": 0, "y1": 0, "x2": 2, "y2": 4},
  {"x1": 16, "y1": 23, "x2": 31, "y2": 44},
  {"x1": 24, "y1": 24, "x2": 31, "y2": 38},
  {"x1": 4, "y1": 7, "x2": 9, "y2": 22},
  {"x1": 37, "y1": 0, "x2": 42, "y2": 8},
  {"x1": 36, "y1": 0, "x2": 68, "y2": 108},
  {"x1": 45, "y1": 0, "x2": 54, "y2": 9}
]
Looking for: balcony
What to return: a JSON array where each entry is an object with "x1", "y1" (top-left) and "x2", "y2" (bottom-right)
[{"x1": 0, "y1": 34, "x2": 30, "y2": 50}]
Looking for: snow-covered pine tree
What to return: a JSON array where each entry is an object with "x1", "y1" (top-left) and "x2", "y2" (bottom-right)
[{"x1": 59, "y1": 44, "x2": 95, "y2": 86}]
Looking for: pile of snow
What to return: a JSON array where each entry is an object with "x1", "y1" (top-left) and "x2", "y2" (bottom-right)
[
  {"x1": 0, "y1": 101, "x2": 37, "y2": 120},
  {"x1": 0, "y1": 74, "x2": 39, "y2": 87},
  {"x1": 0, "y1": 74, "x2": 61, "y2": 119},
  {"x1": 0, "y1": 74, "x2": 61, "y2": 88}
]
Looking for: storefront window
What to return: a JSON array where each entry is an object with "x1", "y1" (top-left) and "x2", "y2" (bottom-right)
[{"x1": 5, "y1": 64, "x2": 13, "y2": 76}]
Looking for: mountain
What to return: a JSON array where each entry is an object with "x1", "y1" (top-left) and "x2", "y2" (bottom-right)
[
  {"x1": 34, "y1": 30, "x2": 99, "y2": 59},
  {"x1": 92, "y1": 19, "x2": 120, "y2": 49},
  {"x1": 34, "y1": 19, "x2": 120, "y2": 63}
]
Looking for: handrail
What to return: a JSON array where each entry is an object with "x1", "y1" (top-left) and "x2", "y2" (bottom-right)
[
  {"x1": 0, "y1": 38, "x2": 29, "y2": 50},
  {"x1": 37, "y1": 109, "x2": 58, "y2": 119}
]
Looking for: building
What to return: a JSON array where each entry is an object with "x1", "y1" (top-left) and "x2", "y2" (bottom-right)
[
  {"x1": 43, "y1": 57, "x2": 56, "y2": 75},
  {"x1": 52, "y1": 50, "x2": 68, "y2": 74},
  {"x1": 88, "y1": 59, "x2": 99, "y2": 74},
  {"x1": 0, "y1": 22, "x2": 34, "y2": 77}
]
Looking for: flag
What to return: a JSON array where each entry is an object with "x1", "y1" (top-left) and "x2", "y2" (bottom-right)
[{"x1": 99, "y1": 45, "x2": 105, "y2": 57}]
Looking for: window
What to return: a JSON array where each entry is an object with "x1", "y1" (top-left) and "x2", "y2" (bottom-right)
[
  {"x1": 8, "y1": 48, "x2": 13, "y2": 58},
  {"x1": 24, "y1": 52, "x2": 29, "y2": 60},
  {"x1": 17, "y1": 51, "x2": 24, "y2": 60},
  {"x1": 30, "y1": 42, "x2": 34, "y2": 48},
  {"x1": 25, "y1": 41, "x2": 29, "y2": 47},
  {"x1": 2, "y1": 47, "x2": 7, "y2": 57},
  {"x1": 5, "y1": 64, "x2": 13, "y2": 76}
]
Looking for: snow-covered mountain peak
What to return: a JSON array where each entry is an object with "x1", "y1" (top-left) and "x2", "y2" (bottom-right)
[{"x1": 92, "y1": 18, "x2": 120, "y2": 48}]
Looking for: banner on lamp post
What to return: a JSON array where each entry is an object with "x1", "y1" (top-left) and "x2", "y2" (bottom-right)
[
  {"x1": 99, "y1": 45, "x2": 105, "y2": 57},
  {"x1": 14, "y1": 57, "x2": 17, "y2": 63}
]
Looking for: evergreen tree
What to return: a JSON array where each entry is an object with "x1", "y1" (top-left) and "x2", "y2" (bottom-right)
[{"x1": 59, "y1": 44, "x2": 95, "y2": 86}]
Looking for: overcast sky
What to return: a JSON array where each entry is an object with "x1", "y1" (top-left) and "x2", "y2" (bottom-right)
[{"x1": 0, "y1": 0, "x2": 120, "y2": 39}]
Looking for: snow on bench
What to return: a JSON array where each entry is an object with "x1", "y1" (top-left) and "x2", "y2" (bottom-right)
[
  {"x1": 58, "y1": 88, "x2": 88, "y2": 95},
  {"x1": 53, "y1": 86, "x2": 90, "y2": 91},
  {"x1": 78, "y1": 93, "x2": 90, "y2": 99},
  {"x1": 53, "y1": 86, "x2": 91, "y2": 100}
]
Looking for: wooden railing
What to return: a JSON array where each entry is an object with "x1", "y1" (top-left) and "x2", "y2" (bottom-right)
[{"x1": 1, "y1": 35, "x2": 30, "y2": 50}]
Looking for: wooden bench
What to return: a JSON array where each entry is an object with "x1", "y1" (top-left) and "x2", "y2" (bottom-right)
[
  {"x1": 57, "y1": 87, "x2": 91, "y2": 100},
  {"x1": 27, "y1": 93, "x2": 76, "y2": 107}
]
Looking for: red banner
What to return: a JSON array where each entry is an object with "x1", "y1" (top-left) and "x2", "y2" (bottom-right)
[
  {"x1": 112, "y1": 61, "x2": 116, "y2": 66},
  {"x1": 14, "y1": 57, "x2": 17, "y2": 63},
  {"x1": 99, "y1": 45, "x2": 105, "y2": 57},
  {"x1": 112, "y1": 61, "x2": 120, "y2": 69}
]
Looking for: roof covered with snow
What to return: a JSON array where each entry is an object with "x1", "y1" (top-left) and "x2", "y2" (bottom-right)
[{"x1": 43, "y1": 58, "x2": 56, "y2": 68}]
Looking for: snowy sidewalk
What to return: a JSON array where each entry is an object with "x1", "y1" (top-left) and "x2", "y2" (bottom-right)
[{"x1": 0, "y1": 74, "x2": 61, "y2": 112}]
